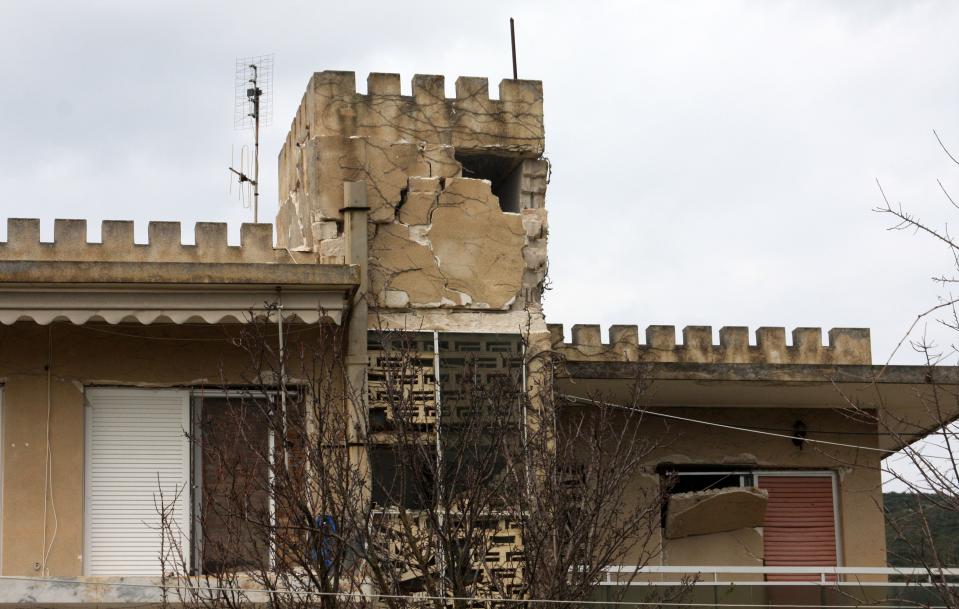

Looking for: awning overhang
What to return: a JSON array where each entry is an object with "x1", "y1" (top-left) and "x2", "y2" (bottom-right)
[
  {"x1": 559, "y1": 361, "x2": 959, "y2": 453},
  {"x1": 0, "y1": 260, "x2": 360, "y2": 326}
]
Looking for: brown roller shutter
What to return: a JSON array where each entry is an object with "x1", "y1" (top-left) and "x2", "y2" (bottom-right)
[{"x1": 757, "y1": 475, "x2": 838, "y2": 581}]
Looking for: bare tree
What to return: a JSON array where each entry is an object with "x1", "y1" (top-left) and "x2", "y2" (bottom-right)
[
  {"x1": 837, "y1": 130, "x2": 959, "y2": 607},
  {"x1": 154, "y1": 312, "x2": 678, "y2": 609}
]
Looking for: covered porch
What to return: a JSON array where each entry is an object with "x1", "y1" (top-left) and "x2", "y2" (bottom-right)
[{"x1": 0, "y1": 245, "x2": 359, "y2": 578}]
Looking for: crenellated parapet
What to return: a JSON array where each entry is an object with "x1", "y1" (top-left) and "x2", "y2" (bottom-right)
[
  {"x1": 281, "y1": 71, "x2": 544, "y2": 168},
  {"x1": 548, "y1": 324, "x2": 872, "y2": 366},
  {"x1": 0, "y1": 219, "x2": 313, "y2": 265}
]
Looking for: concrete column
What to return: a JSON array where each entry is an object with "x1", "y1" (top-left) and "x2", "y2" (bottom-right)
[
  {"x1": 342, "y1": 180, "x2": 369, "y2": 421},
  {"x1": 340, "y1": 181, "x2": 371, "y2": 504}
]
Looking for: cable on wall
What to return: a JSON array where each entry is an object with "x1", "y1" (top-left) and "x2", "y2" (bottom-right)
[
  {"x1": 40, "y1": 326, "x2": 59, "y2": 575},
  {"x1": 559, "y1": 394, "x2": 897, "y2": 455}
]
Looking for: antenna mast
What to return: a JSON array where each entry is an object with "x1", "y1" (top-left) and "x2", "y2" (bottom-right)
[
  {"x1": 510, "y1": 18, "x2": 518, "y2": 79},
  {"x1": 230, "y1": 55, "x2": 273, "y2": 223}
]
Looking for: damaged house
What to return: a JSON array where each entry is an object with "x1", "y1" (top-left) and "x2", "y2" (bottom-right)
[{"x1": 0, "y1": 69, "x2": 954, "y2": 605}]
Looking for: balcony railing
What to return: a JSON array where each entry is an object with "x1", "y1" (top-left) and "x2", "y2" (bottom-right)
[
  {"x1": 603, "y1": 565, "x2": 959, "y2": 586},
  {"x1": 596, "y1": 566, "x2": 959, "y2": 609}
]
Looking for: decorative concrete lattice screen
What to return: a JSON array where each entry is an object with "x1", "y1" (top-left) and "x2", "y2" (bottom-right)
[
  {"x1": 367, "y1": 333, "x2": 524, "y2": 428},
  {"x1": 368, "y1": 332, "x2": 438, "y2": 426},
  {"x1": 370, "y1": 511, "x2": 526, "y2": 600},
  {"x1": 366, "y1": 332, "x2": 526, "y2": 598}
]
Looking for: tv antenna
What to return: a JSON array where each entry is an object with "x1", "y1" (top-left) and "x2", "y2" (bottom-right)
[{"x1": 230, "y1": 54, "x2": 274, "y2": 222}]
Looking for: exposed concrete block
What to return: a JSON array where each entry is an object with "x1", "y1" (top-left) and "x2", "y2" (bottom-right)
[
  {"x1": 367, "y1": 72, "x2": 401, "y2": 96},
  {"x1": 412, "y1": 74, "x2": 445, "y2": 104},
  {"x1": 665, "y1": 487, "x2": 768, "y2": 539},
  {"x1": 682, "y1": 326, "x2": 713, "y2": 362},
  {"x1": 523, "y1": 268, "x2": 546, "y2": 290},
  {"x1": 647, "y1": 326, "x2": 677, "y2": 351},
  {"x1": 720, "y1": 326, "x2": 750, "y2": 363},
  {"x1": 571, "y1": 324, "x2": 602, "y2": 347},
  {"x1": 499, "y1": 79, "x2": 544, "y2": 104},
  {"x1": 792, "y1": 327, "x2": 823, "y2": 363},
  {"x1": 195, "y1": 223, "x2": 228, "y2": 251},
  {"x1": 240, "y1": 223, "x2": 274, "y2": 258},
  {"x1": 756, "y1": 327, "x2": 787, "y2": 363},
  {"x1": 609, "y1": 325, "x2": 640, "y2": 361},
  {"x1": 312, "y1": 221, "x2": 339, "y2": 241},
  {"x1": 547, "y1": 323, "x2": 565, "y2": 347},
  {"x1": 101, "y1": 220, "x2": 134, "y2": 250},
  {"x1": 521, "y1": 208, "x2": 547, "y2": 239},
  {"x1": 828, "y1": 328, "x2": 872, "y2": 365},
  {"x1": 148, "y1": 221, "x2": 182, "y2": 248},
  {"x1": 522, "y1": 241, "x2": 547, "y2": 269},
  {"x1": 311, "y1": 70, "x2": 356, "y2": 98},
  {"x1": 54, "y1": 219, "x2": 87, "y2": 250},
  {"x1": 318, "y1": 236, "x2": 344, "y2": 258},
  {"x1": 455, "y1": 76, "x2": 489, "y2": 101},
  {"x1": 523, "y1": 158, "x2": 549, "y2": 178},
  {"x1": 609, "y1": 325, "x2": 639, "y2": 347},
  {"x1": 7, "y1": 218, "x2": 40, "y2": 246}
]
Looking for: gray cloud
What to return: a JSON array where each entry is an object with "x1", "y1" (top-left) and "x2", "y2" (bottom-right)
[{"x1": 0, "y1": 0, "x2": 957, "y2": 369}]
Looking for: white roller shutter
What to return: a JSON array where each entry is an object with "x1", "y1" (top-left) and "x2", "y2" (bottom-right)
[{"x1": 85, "y1": 388, "x2": 191, "y2": 575}]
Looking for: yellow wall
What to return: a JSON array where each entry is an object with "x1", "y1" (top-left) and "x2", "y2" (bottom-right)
[
  {"x1": 0, "y1": 322, "x2": 888, "y2": 577},
  {"x1": 647, "y1": 407, "x2": 886, "y2": 568},
  {"x1": 585, "y1": 406, "x2": 886, "y2": 570},
  {"x1": 0, "y1": 321, "x2": 331, "y2": 577}
]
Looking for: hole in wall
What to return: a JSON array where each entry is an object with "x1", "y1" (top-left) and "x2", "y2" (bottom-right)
[{"x1": 455, "y1": 152, "x2": 525, "y2": 213}]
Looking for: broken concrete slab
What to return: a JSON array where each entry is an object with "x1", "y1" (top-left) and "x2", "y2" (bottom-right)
[{"x1": 665, "y1": 486, "x2": 768, "y2": 539}]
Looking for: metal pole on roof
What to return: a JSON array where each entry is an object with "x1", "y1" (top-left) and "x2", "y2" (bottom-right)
[{"x1": 510, "y1": 18, "x2": 518, "y2": 79}]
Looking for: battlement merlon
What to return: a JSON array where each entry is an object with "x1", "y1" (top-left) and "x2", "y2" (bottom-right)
[
  {"x1": 0, "y1": 218, "x2": 318, "y2": 265},
  {"x1": 281, "y1": 71, "x2": 545, "y2": 162},
  {"x1": 549, "y1": 324, "x2": 872, "y2": 366}
]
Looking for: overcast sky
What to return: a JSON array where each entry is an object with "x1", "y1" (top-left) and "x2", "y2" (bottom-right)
[
  {"x1": 2, "y1": 1, "x2": 959, "y2": 489},
  {"x1": 2, "y1": 0, "x2": 958, "y2": 365}
]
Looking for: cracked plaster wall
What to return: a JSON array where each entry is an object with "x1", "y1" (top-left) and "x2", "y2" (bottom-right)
[{"x1": 276, "y1": 71, "x2": 548, "y2": 314}]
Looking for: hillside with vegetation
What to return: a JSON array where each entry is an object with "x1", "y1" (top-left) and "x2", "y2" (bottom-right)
[{"x1": 885, "y1": 492, "x2": 959, "y2": 567}]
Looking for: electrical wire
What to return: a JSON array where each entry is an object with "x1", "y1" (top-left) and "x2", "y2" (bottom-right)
[
  {"x1": 560, "y1": 394, "x2": 896, "y2": 455},
  {"x1": 0, "y1": 574, "x2": 949, "y2": 609},
  {"x1": 562, "y1": 398, "x2": 953, "y2": 462},
  {"x1": 566, "y1": 395, "x2": 959, "y2": 462},
  {"x1": 40, "y1": 326, "x2": 59, "y2": 575}
]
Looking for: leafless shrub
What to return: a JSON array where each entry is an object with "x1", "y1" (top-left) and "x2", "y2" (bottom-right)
[{"x1": 153, "y1": 311, "x2": 680, "y2": 609}]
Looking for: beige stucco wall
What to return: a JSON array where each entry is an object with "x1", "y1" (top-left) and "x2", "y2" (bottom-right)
[
  {"x1": 596, "y1": 406, "x2": 886, "y2": 571},
  {"x1": 0, "y1": 320, "x2": 888, "y2": 577},
  {"x1": 0, "y1": 321, "x2": 333, "y2": 577},
  {"x1": 665, "y1": 528, "x2": 765, "y2": 574}
]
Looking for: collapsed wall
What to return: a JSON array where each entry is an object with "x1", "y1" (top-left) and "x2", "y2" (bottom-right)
[{"x1": 276, "y1": 71, "x2": 548, "y2": 318}]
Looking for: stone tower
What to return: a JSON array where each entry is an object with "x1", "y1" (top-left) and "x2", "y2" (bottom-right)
[{"x1": 276, "y1": 71, "x2": 548, "y2": 331}]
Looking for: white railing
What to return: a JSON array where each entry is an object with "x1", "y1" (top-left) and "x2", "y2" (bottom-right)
[{"x1": 602, "y1": 566, "x2": 959, "y2": 587}]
